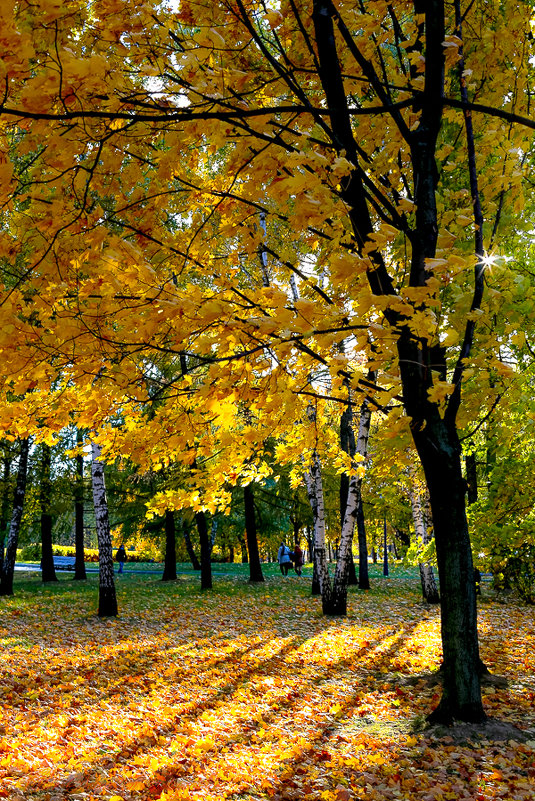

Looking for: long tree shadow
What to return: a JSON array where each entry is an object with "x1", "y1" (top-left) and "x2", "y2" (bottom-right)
[{"x1": 13, "y1": 615, "x2": 406, "y2": 800}]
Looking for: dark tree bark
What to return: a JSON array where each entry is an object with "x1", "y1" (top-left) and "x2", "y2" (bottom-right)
[
  {"x1": 311, "y1": 0, "x2": 484, "y2": 722},
  {"x1": 465, "y1": 452, "x2": 478, "y2": 505},
  {"x1": 356, "y1": 494, "x2": 370, "y2": 590},
  {"x1": 340, "y1": 473, "x2": 357, "y2": 586},
  {"x1": 0, "y1": 439, "x2": 30, "y2": 597},
  {"x1": 304, "y1": 525, "x2": 320, "y2": 594},
  {"x1": 182, "y1": 519, "x2": 201, "y2": 570},
  {"x1": 340, "y1": 402, "x2": 357, "y2": 586},
  {"x1": 91, "y1": 442, "x2": 118, "y2": 617},
  {"x1": 40, "y1": 443, "x2": 58, "y2": 583},
  {"x1": 210, "y1": 518, "x2": 217, "y2": 553},
  {"x1": 73, "y1": 433, "x2": 87, "y2": 580},
  {"x1": 412, "y1": 417, "x2": 483, "y2": 722},
  {"x1": 382, "y1": 517, "x2": 389, "y2": 578},
  {"x1": 240, "y1": 537, "x2": 248, "y2": 563},
  {"x1": 162, "y1": 510, "x2": 177, "y2": 580},
  {"x1": 310, "y1": 548, "x2": 321, "y2": 596},
  {"x1": 243, "y1": 484, "x2": 264, "y2": 582},
  {"x1": 0, "y1": 455, "x2": 12, "y2": 575},
  {"x1": 195, "y1": 510, "x2": 212, "y2": 589}
]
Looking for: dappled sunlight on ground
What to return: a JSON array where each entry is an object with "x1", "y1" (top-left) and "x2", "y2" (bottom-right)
[{"x1": 0, "y1": 570, "x2": 534, "y2": 800}]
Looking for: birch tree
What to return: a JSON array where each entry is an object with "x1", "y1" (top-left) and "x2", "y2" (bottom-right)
[{"x1": 91, "y1": 442, "x2": 118, "y2": 617}]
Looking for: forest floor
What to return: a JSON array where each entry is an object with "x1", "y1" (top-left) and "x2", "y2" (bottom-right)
[{"x1": 0, "y1": 564, "x2": 534, "y2": 801}]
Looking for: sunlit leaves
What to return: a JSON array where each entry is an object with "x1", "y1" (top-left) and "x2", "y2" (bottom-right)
[{"x1": 0, "y1": 571, "x2": 534, "y2": 799}]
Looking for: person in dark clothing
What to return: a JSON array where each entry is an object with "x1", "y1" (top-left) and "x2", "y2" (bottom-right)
[
  {"x1": 293, "y1": 544, "x2": 303, "y2": 576},
  {"x1": 115, "y1": 544, "x2": 127, "y2": 574}
]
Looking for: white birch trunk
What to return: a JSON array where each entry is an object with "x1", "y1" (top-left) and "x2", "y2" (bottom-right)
[
  {"x1": 304, "y1": 455, "x2": 332, "y2": 605},
  {"x1": 332, "y1": 396, "x2": 372, "y2": 612},
  {"x1": 408, "y1": 477, "x2": 440, "y2": 604},
  {"x1": 91, "y1": 442, "x2": 118, "y2": 616}
]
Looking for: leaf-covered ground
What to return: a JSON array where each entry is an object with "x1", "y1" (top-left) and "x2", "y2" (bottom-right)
[{"x1": 0, "y1": 566, "x2": 534, "y2": 801}]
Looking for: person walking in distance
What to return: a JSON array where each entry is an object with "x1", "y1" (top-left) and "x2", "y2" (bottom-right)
[
  {"x1": 277, "y1": 542, "x2": 292, "y2": 576},
  {"x1": 293, "y1": 543, "x2": 303, "y2": 576},
  {"x1": 115, "y1": 543, "x2": 127, "y2": 574}
]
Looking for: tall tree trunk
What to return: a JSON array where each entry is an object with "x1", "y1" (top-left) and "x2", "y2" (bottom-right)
[
  {"x1": 409, "y1": 473, "x2": 440, "y2": 604},
  {"x1": 311, "y1": 0, "x2": 484, "y2": 722},
  {"x1": 162, "y1": 510, "x2": 177, "y2": 581},
  {"x1": 411, "y1": 417, "x2": 484, "y2": 723},
  {"x1": 340, "y1": 473, "x2": 358, "y2": 587},
  {"x1": 73, "y1": 433, "x2": 87, "y2": 580},
  {"x1": 239, "y1": 536, "x2": 248, "y2": 563},
  {"x1": 310, "y1": 550, "x2": 321, "y2": 595},
  {"x1": 210, "y1": 517, "x2": 217, "y2": 553},
  {"x1": 91, "y1": 442, "x2": 118, "y2": 617},
  {"x1": 340, "y1": 398, "x2": 357, "y2": 586},
  {"x1": 40, "y1": 443, "x2": 58, "y2": 583},
  {"x1": 329, "y1": 394, "x2": 373, "y2": 613},
  {"x1": 304, "y1": 455, "x2": 332, "y2": 611},
  {"x1": 195, "y1": 510, "x2": 212, "y2": 590},
  {"x1": 305, "y1": 525, "x2": 320, "y2": 594},
  {"x1": 0, "y1": 439, "x2": 30, "y2": 597},
  {"x1": 243, "y1": 484, "x2": 264, "y2": 582},
  {"x1": 0, "y1": 455, "x2": 12, "y2": 575},
  {"x1": 356, "y1": 494, "x2": 370, "y2": 590},
  {"x1": 382, "y1": 516, "x2": 389, "y2": 578},
  {"x1": 182, "y1": 519, "x2": 201, "y2": 570}
]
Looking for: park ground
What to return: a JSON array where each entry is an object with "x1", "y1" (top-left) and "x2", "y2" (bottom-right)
[{"x1": 0, "y1": 564, "x2": 534, "y2": 801}]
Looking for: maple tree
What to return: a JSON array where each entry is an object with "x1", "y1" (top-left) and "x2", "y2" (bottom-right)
[{"x1": 1, "y1": 0, "x2": 535, "y2": 723}]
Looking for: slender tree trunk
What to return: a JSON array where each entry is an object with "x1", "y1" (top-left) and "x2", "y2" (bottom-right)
[
  {"x1": 182, "y1": 519, "x2": 201, "y2": 570},
  {"x1": 340, "y1": 401, "x2": 357, "y2": 586},
  {"x1": 243, "y1": 484, "x2": 264, "y2": 582},
  {"x1": 0, "y1": 455, "x2": 12, "y2": 575},
  {"x1": 195, "y1": 510, "x2": 212, "y2": 590},
  {"x1": 239, "y1": 537, "x2": 248, "y2": 563},
  {"x1": 347, "y1": 550, "x2": 358, "y2": 586},
  {"x1": 356, "y1": 494, "x2": 370, "y2": 590},
  {"x1": 40, "y1": 443, "x2": 58, "y2": 583},
  {"x1": 465, "y1": 452, "x2": 478, "y2": 505},
  {"x1": 382, "y1": 517, "x2": 389, "y2": 577},
  {"x1": 329, "y1": 394, "x2": 373, "y2": 613},
  {"x1": 73, "y1": 435, "x2": 86, "y2": 580},
  {"x1": 409, "y1": 474, "x2": 440, "y2": 603},
  {"x1": 0, "y1": 439, "x2": 30, "y2": 597},
  {"x1": 291, "y1": 514, "x2": 300, "y2": 547},
  {"x1": 162, "y1": 510, "x2": 177, "y2": 580},
  {"x1": 74, "y1": 446, "x2": 87, "y2": 581},
  {"x1": 304, "y1": 524, "x2": 320, "y2": 594},
  {"x1": 210, "y1": 518, "x2": 217, "y2": 553},
  {"x1": 311, "y1": 551, "x2": 321, "y2": 595},
  {"x1": 305, "y1": 455, "x2": 332, "y2": 611},
  {"x1": 91, "y1": 442, "x2": 117, "y2": 617}
]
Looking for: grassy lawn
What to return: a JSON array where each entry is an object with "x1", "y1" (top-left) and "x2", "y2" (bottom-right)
[{"x1": 0, "y1": 565, "x2": 534, "y2": 800}]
